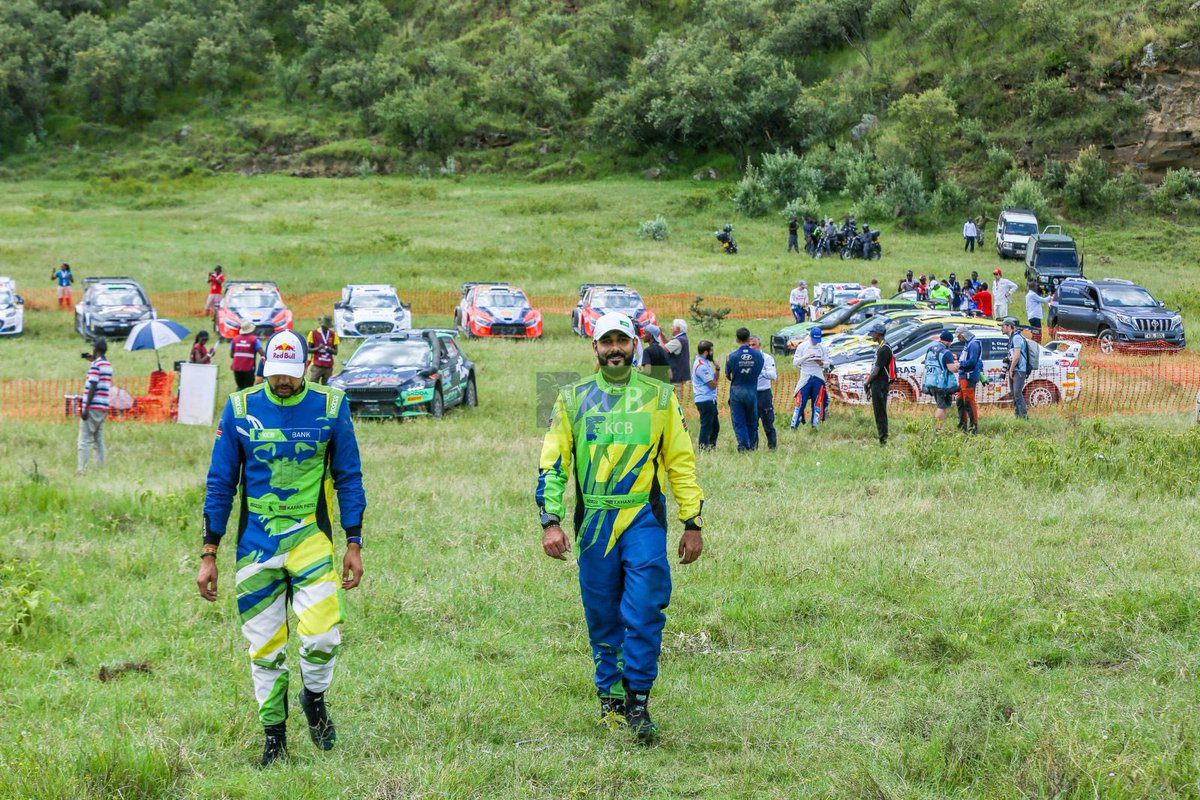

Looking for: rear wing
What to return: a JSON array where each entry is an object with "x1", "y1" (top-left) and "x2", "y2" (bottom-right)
[
  {"x1": 83, "y1": 276, "x2": 140, "y2": 285},
  {"x1": 223, "y1": 280, "x2": 278, "y2": 295},
  {"x1": 578, "y1": 283, "x2": 627, "y2": 300},
  {"x1": 461, "y1": 281, "x2": 509, "y2": 297}
]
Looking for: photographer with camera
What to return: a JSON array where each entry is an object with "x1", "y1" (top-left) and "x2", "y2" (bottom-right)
[
  {"x1": 78, "y1": 338, "x2": 112, "y2": 475},
  {"x1": 307, "y1": 316, "x2": 339, "y2": 385}
]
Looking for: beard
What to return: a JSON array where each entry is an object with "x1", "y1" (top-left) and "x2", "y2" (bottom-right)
[{"x1": 597, "y1": 349, "x2": 632, "y2": 368}]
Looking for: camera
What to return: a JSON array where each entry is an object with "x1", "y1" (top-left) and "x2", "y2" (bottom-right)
[{"x1": 81, "y1": 351, "x2": 93, "y2": 360}]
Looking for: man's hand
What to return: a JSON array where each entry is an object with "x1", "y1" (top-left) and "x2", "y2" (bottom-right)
[
  {"x1": 342, "y1": 542, "x2": 363, "y2": 590},
  {"x1": 196, "y1": 558, "x2": 218, "y2": 601},
  {"x1": 543, "y1": 525, "x2": 571, "y2": 560},
  {"x1": 79, "y1": 408, "x2": 88, "y2": 421},
  {"x1": 678, "y1": 530, "x2": 703, "y2": 564}
]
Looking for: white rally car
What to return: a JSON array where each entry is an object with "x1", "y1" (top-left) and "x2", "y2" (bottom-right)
[
  {"x1": 827, "y1": 331, "x2": 1082, "y2": 408},
  {"x1": 334, "y1": 284, "x2": 412, "y2": 338},
  {"x1": 0, "y1": 277, "x2": 24, "y2": 335}
]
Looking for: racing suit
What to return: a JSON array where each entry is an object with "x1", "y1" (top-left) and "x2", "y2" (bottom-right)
[
  {"x1": 536, "y1": 369, "x2": 703, "y2": 699},
  {"x1": 204, "y1": 382, "x2": 365, "y2": 726}
]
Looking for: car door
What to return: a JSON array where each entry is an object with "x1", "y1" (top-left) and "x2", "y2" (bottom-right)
[
  {"x1": 436, "y1": 335, "x2": 465, "y2": 405},
  {"x1": 1052, "y1": 285, "x2": 1087, "y2": 333},
  {"x1": 977, "y1": 337, "x2": 1010, "y2": 403}
]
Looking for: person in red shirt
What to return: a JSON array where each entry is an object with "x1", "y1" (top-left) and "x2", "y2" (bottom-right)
[
  {"x1": 205, "y1": 266, "x2": 225, "y2": 316},
  {"x1": 190, "y1": 330, "x2": 215, "y2": 364},
  {"x1": 973, "y1": 282, "x2": 994, "y2": 318},
  {"x1": 230, "y1": 321, "x2": 260, "y2": 389},
  {"x1": 307, "y1": 316, "x2": 339, "y2": 385}
]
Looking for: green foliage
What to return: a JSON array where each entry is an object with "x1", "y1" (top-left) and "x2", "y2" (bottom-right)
[
  {"x1": 637, "y1": 214, "x2": 670, "y2": 241},
  {"x1": 733, "y1": 167, "x2": 771, "y2": 217},
  {"x1": 0, "y1": 558, "x2": 45, "y2": 637},
  {"x1": 982, "y1": 146, "x2": 1016, "y2": 185},
  {"x1": 1023, "y1": 75, "x2": 1079, "y2": 121},
  {"x1": 887, "y1": 88, "x2": 959, "y2": 188},
  {"x1": 687, "y1": 295, "x2": 731, "y2": 332},
  {"x1": 1151, "y1": 168, "x2": 1200, "y2": 215},
  {"x1": 881, "y1": 166, "x2": 931, "y2": 221},
  {"x1": 759, "y1": 149, "x2": 824, "y2": 204},
  {"x1": 781, "y1": 193, "x2": 823, "y2": 222},
  {"x1": 375, "y1": 78, "x2": 469, "y2": 154},
  {"x1": 1002, "y1": 173, "x2": 1052, "y2": 221},
  {"x1": 932, "y1": 178, "x2": 969, "y2": 219},
  {"x1": 1060, "y1": 145, "x2": 1109, "y2": 212}
]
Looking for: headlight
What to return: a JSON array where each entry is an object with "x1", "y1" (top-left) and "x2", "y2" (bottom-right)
[
  {"x1": 1114, "y1": 314, "x2": 1134, "y2": 326},
  {"x1": 1172, "y1": 314, "x2": 1183, "y2": 328}
]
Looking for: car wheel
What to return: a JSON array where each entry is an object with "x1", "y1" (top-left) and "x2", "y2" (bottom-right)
[
  {"x1": 1024, "y1": 380, "x2": 1060, "y2": 407},
  {"x1": 888, "y1": 381, "x2": 916, "y2": 403},
  {"x1": 429, "y1": 387, "x2": 445, "y2": 418},
  {"x1": 1098, "y1": 329, "x2": 1116, "y2": 354},
  {"x1": 465, "y1": 374, "x2": 478, "y2": 407}
]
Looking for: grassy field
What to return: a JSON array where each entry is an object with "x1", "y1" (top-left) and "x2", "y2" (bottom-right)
[{"x1": 2, "y1": 177, "x2": 1200, "y2": 798}]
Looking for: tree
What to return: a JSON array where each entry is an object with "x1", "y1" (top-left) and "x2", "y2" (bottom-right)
[
  {"x1": 0, "y1": 1, "x2": 65, "y2": 150},
  {"x1": 887, "y1": 87, "x2": 959, "y2": 188}
]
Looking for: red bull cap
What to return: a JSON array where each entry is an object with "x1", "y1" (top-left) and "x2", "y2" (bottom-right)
[{"x1": 263, "y1": 330, "x2": 306, "y2": 378}]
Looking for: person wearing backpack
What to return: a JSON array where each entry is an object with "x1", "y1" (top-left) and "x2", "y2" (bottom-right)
[
  {"x1": 922, "y1": 330, "x2": 959, "y2": 428},
  {"x1": 864, "y1": 322, "x2": 894, "y2": 445},
  {"x1": 954, "y1": 325, "x2": 983, "y2": 434},
  {"x1": 1003, "y1": 316, "x2": 1035, "y2": 418}
]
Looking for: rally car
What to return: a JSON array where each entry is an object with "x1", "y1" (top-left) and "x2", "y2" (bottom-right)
[
  {"x1": 0, "y1": 277, "x2": 24, "y2": 336},
  {"x1": 825, "y1": 317, "x2": 1000, "y2": 371},
  {"x1": 334, "y1": 284, "x2": 412, "y2": 338},
  {"x1": 214, "y1": 281, "x2": 294, "y2": 340},
  {"x1": 329, "y1": 329, "x2": 477, "y2": 419},
  {"x1": 826, "y1": 331, "x2": 1082, "y2": 408},
  {"x1": 572, "y1": 284, "x2": 657, "y2": 337},
  {"x1": 771, "y1": 299, "x2": 930, "y2": 354},
  {"x1": 75, "y1": 277, "x2": 156, "y2": 340},
  {"x1": 455, "y1": 283, "x2": 543, "y2": 338},
  {"x1": 808, "y1": 282, "x2": 864, "y2": 320}
]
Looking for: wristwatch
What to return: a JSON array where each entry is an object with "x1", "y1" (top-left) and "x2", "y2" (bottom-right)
[
  {"x1": 540, "y1": 511, "x2": 561, "y2": 529},
  {"x1": 684, "y1": 515, "x2": 702, "y2": 532}
]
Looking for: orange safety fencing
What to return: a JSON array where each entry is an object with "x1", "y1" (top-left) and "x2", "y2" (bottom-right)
[
  {"x1": 1, "y1": 371, "x2": 176, "y2": 423},
  {"x1": 21, "y1": 288, "x2": 788, "y2": 322}
]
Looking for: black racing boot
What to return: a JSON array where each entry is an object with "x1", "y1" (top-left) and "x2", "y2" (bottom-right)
[
  {"x1": 598, "y1": 695, "x2": 627, "y2": 728},
  {"x1": 623, "y1": 688, "x2": 657, "y2": 743},
  {"x1": 300, "y1": 688, "x2": 337, "y2": 750},
  {"x1": 258, "y1": 723, "x2": 287, "y2": 767}
]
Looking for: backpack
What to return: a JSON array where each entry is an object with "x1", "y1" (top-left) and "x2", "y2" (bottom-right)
[
  {"x1": 1022, "y1": 336, "x2": 1041, "y2": 373},
  {"x1": 923, "y1": 344, "x2": 958, "y2": 394}
]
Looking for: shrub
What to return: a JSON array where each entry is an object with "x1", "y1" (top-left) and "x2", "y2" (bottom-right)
[
  {"x1": 932, "y1": 178, "x2": 969, "y2": 219},
  {"x1": 1061, "y1": 146, "x2": 1109, "y2": 211},
  {"x1": 1023, "y1": 75, "x2": 1079, "y2": 122},
  {"x1": 851, "y1": 187, "x2": 892, "y2": 223},
  {"x1": 1041, "y1": 157, "x2": 1068, "y2": 191},
  {"x1": 982, "y1": 146, "x2": 1016, "y2": 185},
  {"x1": 880, "y1": 166, "x2": 930, "y2": 220},
  {"x1": 1151, "y1": 168, "x2": 1200, "y2": 214},
  {"x1": 760, "y1": 149, "x2": 823, "y2": 202},
  {"x1": 638, "y1": 214, "x2": 670, "y2": 241},
  {"x1": 1001, "y1": 173, "x2": 1052, "y2": 221},
  {"x1": 781, "y1": 193, "x2": 822, "y2": 222},
  {"x1": 733, "y1": 167, "x2": 771, "y2": 217},
  {"x1": 1099, "y1": 170, "x2": 1142, "y2": 209}
]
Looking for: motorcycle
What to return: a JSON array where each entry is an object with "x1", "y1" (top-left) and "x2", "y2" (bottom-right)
[
  {"x1": 715, "y1": 224, "x2": 737, "y2": 255},
  {"x1": 840, "y1": 230, "x2": 882, "y2": 261},
  {"x1": 813, "y1": 229, "x2": 845, "y2": 259}
]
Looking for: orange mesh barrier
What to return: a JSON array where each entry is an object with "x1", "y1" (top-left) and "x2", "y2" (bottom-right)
[{"x1": 1, "y1": 371, "x2": 177, "y2": 423}]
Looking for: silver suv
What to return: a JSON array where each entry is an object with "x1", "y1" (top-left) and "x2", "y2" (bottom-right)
[{"x1": 995, "y1": 208, "x2": 1039, "y2": 259}]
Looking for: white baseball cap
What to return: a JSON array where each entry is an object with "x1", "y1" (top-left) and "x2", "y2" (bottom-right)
[
  {"x1": 592, "y1": 312, "x2": 637, "y2": 342},
  {"x1": 262, "y1": 330, "x2": 307, "y2": 378}
]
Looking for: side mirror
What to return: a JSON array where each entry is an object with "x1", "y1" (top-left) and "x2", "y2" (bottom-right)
[
  {"x1": 419, "y1": 367, "x2": 437, "y2": 379},
  {"x1": 402, "y1": 302, "x2": 411, "y2": 310}
]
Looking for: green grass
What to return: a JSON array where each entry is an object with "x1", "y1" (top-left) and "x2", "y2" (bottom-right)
[{"x1": 2, "y1": 176, "x2": 1200, "y2": 798}]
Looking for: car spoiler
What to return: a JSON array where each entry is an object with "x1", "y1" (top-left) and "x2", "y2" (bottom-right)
[
  {"x1": 461, "y1": 282, "x2": 510, "y2": 296},
  {"x1": 578, "y1": 283, "x2": 627, "y2": 299},
  {"x1": 83, "y1": 276, "x2": 140, "y2": 285},
  {"x1": 223, "y1": 280, "x2": 279, "y2": 293}
]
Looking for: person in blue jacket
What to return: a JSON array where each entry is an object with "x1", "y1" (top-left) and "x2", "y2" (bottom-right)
[
  {"x1": 955, "y1": 325, "x2": 983, "y2": 433},
  {"x1": 196, "y1": 329, "x2": 366, "y2": 767},
  {"x1": 725, "y1": 327, "x2": 764, "y2": 452}
]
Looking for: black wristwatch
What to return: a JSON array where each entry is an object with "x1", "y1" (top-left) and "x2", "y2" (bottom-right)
[
  {"x1": 684, "y1": 515, "x2": 702, "y2": 532},
  {"x1": 540, "y1": 512, "x2": 561, "y2": 529}
]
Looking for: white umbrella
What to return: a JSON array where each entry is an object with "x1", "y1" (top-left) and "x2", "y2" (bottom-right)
[{"x1": 124, "y1": 318, "x2": 191, "y2": 371}]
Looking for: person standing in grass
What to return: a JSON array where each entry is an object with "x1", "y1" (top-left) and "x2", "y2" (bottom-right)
[
  {"x1": 1003, "y1": 317, "x2": 1030, "y2": 419},
  {"x1": 307, "y1": 316, "x2": 339, "y2": 385},
  {"x1": 926, "y1": 330, "x2": 959, "y2": 429},
  {"x1": 691, "y1": 339, "x2": 719, "y2": 450},
  {"x1": 639, "y1": 324, "x2": 670, "y2": 383},
  {"x1": 1025, "y1": 280, "x2": 1052, "y2": 342},
  {"x1": 962, "y1": 218, "x2": 978, "y2": 252},
  {"x1": 664, "y1": 319, "x2": 690, "y2": 401},
  {"x1": 749, "y1": 336, "x2": 778, "y2": 451},
  {"x1": 789, "y1": 280, "x2": 809, "y2": 324},
  {"x1": 973, "y1": 282, "x2": 993, "y2": 318},
  {"x1": 787, "y1": 216, "x2": 800, "y2": 253},
  {"x1": 955, "y1": 325, "x2": 982, "y2": 434},
  {"x1": 791, "y1": 327, "x2": 828, "y2": 430},
  {"x1": 864, "y1": 323, "x2": 894, "y2": 446},
  {"x1": 993, "y1": 269, "x2": 1017, "y2": 319},
  {"x1": 190, "y1": 330, "x2": 215, "y2": 364},
  {"x1": 725, "y1": 327, "x2": 764, "y2": 451},
  {"x1": 537, "y1": 312, "x2": 704, "y2": 742},
  {"x1": 230, "y1": 321, "x2": 260, "y2": 390},
  {"x1": 77, "y1": 337, "x2": 111, "y2": 475},
  {"x1": 198, "y1": 330, "x2": 366, "y2": 767},
  {"x1": 52, "y1": 263, "x2": 75, "y2": 310},
  {"x1": 205, "y1": 265, "x2": 225, "y2": 316}
]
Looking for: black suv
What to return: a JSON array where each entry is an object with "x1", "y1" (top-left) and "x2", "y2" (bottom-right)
[
  {"x1": 1049, "y1": 278, "x2": 1184, "y2": 352},
  {"x1": 75, "y1": 277, "x2": 155, "y2": 340},
  {"x1": 1024, "y1": 226, "x2": 1083, "y2": 293}
]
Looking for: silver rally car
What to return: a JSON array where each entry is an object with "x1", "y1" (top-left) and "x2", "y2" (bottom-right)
[{"x1": 334, "y1": 284, "x2": 412, "y2": 337}]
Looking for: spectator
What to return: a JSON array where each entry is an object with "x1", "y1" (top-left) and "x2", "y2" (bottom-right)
[
  {"x1": 307, "y1": 316, "x2": 340, "y2": 385},
  {"x1": 791, "y1": 327, "x2": 828, "y2": 430},
  {"x1": 803, "y1": 217, "x2": 817, "y2": 255},
  {"x1": 969, "y1": 271, "x2": 981, "y2": 291},
  {"x1": 860, "y1": 279, "x2": 881, "y2": 302},
  {"x1": 1025, "y1": 280, "x2": 1052, "y2": 342},
  {"x1": 52, "y1": 263, "x2": 75, "y2": 310},
  {"x1": 955, "y1": 325, "x2": 982, "y2": 434},
  {"x1": 1003, "y1": 317, "x2": 1030, "y2": 419},
  {"x1": 787, "y1": 216, "x2": 800, "y2": 253},
  {"x1": 748, "y1": 336, "x2": 778, "y2": 451},
  {"x1": 864, "y1": 322, "x2": 894, "y2": 446},
  {"x1": 962, "y1": 218, "x2": 978, "y2": 252},
  {"x1": 993, "y1": 269, "x2": 1018, "y2": 319},
  {"x1": 230, "y1": 321, "x2": 260, "y2": 390},
  {"x1": 974, "y1": 282, "x2": 994, "y2": 317},
  {"x1": 190, "y1": 330, "x2": 215, "y2": 364},
  {"x1": 975, "y1": 215, "x2": 985, "y2": 246},
  {"x1": 691, "y1": 340, "x2": 719, "y2": 451},
  {"x1": 789, "y1": 280, "x2": 809, "y2": 323},
  {"x1": 898, "y1": 270, "x2": 914, "y2": 293},
  {"x1": 917, "y1": 275, "x2": 929, "y2": 301},
  {"x1": 925, "y1": 330, "x2": 959, "y2": 429},
  {"x1": 205, "y1": 265, "x2": 225, "y2": 316},
  {"x1": 930, "y1": 280, "x2": 952, "y2": 309},
  {"x1": 639, "y1": 324, "x2": 671, "y2": 383},
  {"x1": 947, "y1": 273, "x2": 962, "y2": 310},
  {"x1": 78, "y1": 337, "x2": 112, "y2": 475},
  {"x1": 725, "y1": 328, "x2": 764, "y2": 452},
  {"x1": 665, "y1": 319, "x2": 691, "y2": 399}
]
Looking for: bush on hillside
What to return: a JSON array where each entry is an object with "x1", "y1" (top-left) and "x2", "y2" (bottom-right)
[
  {"x1": 638, "y1": 215, "x2": 670, "y2": 240},
  {"x1": 760, "y1": 149, "x2": 823, "y2": 202},
  {"x1": 880, "y1": 166, "x2": 930, "y2": 221},
  {"x1": 932, "y1": 178, "x2": 969, "y2": 219},
  {"x1": 1001, "y1": 173, "x2": 1052, "y2": 221},
  {"x1": 733, "y1": 167, "x2": 771, "y2": 217},
  {"x1": 1151, "y1": 168, "x2": 1200, "y2": 214},
  {"x1": 1060, "y1": 146, "x2": 1109, "y2": 212},
  {"x1": 781, "y1": 193, "x2": 823, "y2": 222}
]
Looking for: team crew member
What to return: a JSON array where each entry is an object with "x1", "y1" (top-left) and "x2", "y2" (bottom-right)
[
  {"x1": 748, "y1": 336, "x2": 778, "y2": 450},
  {"x1": 927, "y1": 330, "x2": 959, "y2": 428},
  {"x1": 198, "y1": 330, "x2": 366, "y2": 767},
  {"x1": 864, "y1": 323, "x2": 893, "y2": 445},
  {"x1": 639, "y1": 324, "x2": 670, "y2": 383},
  {"x1": 536, "y1": 312, "x2": 704, "y2": 742},
  {"x1": 955, "y1": 325, "x2": 982, "y2": 434},
  {"x1": 691, "y1": 340, "x2": 719, "y2": 450},
  {"x1": 1003, "y1": 317, "x2": 1030, "y2": 419},
  {"x1": 664, "y1": 319, "x2": 690, "y2": 400},
  {"x1": 1025, "y1": 280, "x2": 1052, "y2": 342},
  {"x1": 789, "y1": 280, "x2": 809, "y2": 323},
  {"x1": 307, "y1": 316, "x2": 339, "y2": 385},
  {"x1": 205, "y1": 266, "x2": 225, "y2": 315},
  {"x1": 791, "y1": 327, "x2": 828, "y2": 429},
  {"x1": 725, "y1": 327, "x2": 764, "y2": 452},
  {"x1": 230, "y1": 321, "x2": 260, "y2": 390},
  {"x1": 78, "y1": 338, "x2": 112, "y2": 474},
  {"x1": 190, "y1": 330, "x2": 215, "y2": 364},
  {"x1": 52, "y1": 263, "x2": 75, "y2": 310}
]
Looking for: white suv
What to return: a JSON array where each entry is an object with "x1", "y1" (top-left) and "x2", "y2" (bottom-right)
[
  {"x1": 995, "y1": 208, "x2": 1039, "y2": 259},
  {"x1": 0, "y1": 277, "x2": 23, "y2": 336}
]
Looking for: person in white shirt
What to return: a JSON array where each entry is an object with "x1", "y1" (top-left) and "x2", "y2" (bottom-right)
[
  {"x1": 859, "y1": 279, "x2": 881, "y2": 302},
  {"x1": 962, "y1": 218, "x2": 978, "y2": 253},
  {"x1": 791, "y1": 327, "x2": 829, "y2": 429},
  {"x1": 1025, "y1": 280, "x2": 1052, "y2": 342},
  {"x1": 992, "y1": 269, "x2": 1018, "y2": 319},
  {"x1": 789, "y1": 280, "x2": 809, "y2": 323},
  {"x1": 748, "y1": 336, "x2": 778, "y2": 450}
]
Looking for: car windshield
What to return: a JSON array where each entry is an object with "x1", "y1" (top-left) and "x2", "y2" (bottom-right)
[
  {"x1": 896, "y1": 337, "x2": 940, "y2": 359},
  {"x1": 1034, "y1": 248, "x2": 1079, "y2": 269},
  {"x1": 832, "y1": 289, "x2": 862, "y2": 304},
  {"x1": 1099, "y1": 286, "x2": 1159, "y2": 308},
  {"x1": 94, "y1": 288, "x2": 146, "y2": 306},
  {"x1": 821, "y1": 303, "x2": 859, "y2": 324},
  {"x1": 346, "y1": 340, "x2": 430, "y2": 368},
  {"x1": 884, "y1": 322, "x2": 922, "y2": 347},
  {"x1": 352, "y1": 294, "x2": 399, "y2": 309},
  {"x1": 594, "y1": 292, "x2": 641, "y2": 310},
  {"x1": 230, "y1": 292, "x2": 279, "y2": 310},
  {"x1": 480, "y1": 291, "x2": 527, "y2": 307},
  {"x1": 0, "y1": 290, "x2": 13, "y2": 306},
  {"x1": 1004, "y1": 221, "x2": 1038, "y2": 235}
]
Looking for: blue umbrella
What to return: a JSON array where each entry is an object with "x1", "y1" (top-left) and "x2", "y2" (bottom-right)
[{"x1": 124, "y1": 318, "x2": 191, "y2": 371}]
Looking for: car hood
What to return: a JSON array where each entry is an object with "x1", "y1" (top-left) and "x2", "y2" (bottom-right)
[
  {"x1": 346, "y1": 307, "x2": 402, "y2": 320},
  {"x1": 333, "y1": 366, "x2": 426, "y2": 387},
  {"x1": 480, "y1": 305, "x2": 532, "y2": 321},
  {"x1": 231, "y1": 305, "x2": 284, "y2": 322},
  {"x1": 1116, "y1": 306, "x2": 1173, "y2": 317},
  {"x1": 95, "y1": 304, "x2": 150, "y2": 316}
]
